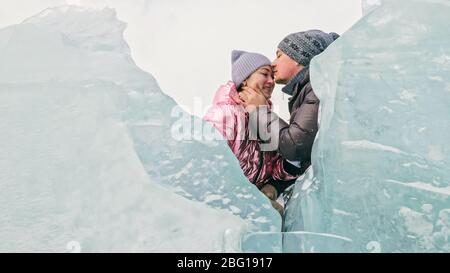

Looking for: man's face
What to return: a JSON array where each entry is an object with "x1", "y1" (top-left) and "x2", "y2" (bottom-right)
[{"x1": 272, "y1": 49, "x2": 303, "y2": 84}]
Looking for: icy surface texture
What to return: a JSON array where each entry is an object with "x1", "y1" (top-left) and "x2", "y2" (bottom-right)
[
  {"x1": 0, "y1": 6, "x2": 280, "y2": 252},
  {"x1": 284, "y1": 0, "x2": 450, "y2": 252},
  {"x1": 361, "y1": 0, "x2": 382, "y2": 15}
]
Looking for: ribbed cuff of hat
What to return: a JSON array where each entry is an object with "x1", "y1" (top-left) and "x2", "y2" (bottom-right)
[{"x1": 231, "y1": 50, "x2": 271, "y2": 88}]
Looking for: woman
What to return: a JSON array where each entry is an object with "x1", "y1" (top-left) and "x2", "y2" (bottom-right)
[{"x1": 204, "y1": 50, "x2": 300, "y2": 215}]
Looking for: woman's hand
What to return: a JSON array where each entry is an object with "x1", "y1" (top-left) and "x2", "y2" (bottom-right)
[{"x1": 239, "y1": 86, "x2": 268, "y2": 112}]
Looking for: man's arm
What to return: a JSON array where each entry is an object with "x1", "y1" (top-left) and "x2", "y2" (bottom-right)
[{"x1": 249, "y1": 90, "x2": 319, "y2": 162}]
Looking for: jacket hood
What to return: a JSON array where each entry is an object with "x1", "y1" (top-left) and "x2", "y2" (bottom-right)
[{"x1": 211, "y1": 81, "x2": 239, "y2": 106}]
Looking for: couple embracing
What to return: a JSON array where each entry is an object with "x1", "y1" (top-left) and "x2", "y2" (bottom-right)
[{"x1": 204, "y1": 30, "x2": 339, "y2": 215}]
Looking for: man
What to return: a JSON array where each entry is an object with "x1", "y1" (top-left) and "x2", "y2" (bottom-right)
[{"x1": 238, "y1": 30, "x2": 339, "y2": 201}]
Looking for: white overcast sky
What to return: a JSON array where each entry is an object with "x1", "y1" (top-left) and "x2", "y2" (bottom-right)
[{"x1": 0, "y1": 0, "x2": 363, "y2": 120}]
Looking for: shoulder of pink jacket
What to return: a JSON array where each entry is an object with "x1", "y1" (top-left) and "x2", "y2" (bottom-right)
[{"x1": 211, "y1": 81, "x2": 239, "y2": 106}]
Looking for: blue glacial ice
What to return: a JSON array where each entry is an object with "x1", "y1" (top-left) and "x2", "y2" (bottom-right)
[
  {"x1": 0, "y1": 6, "x2": 281, "y2": 252},
  {"x1": 284, "y1": 0, "x2": 450, "y2": 252},
  {"x1": 361, "y1": 0, "x2": 382, "y2": 15},
  {"x1": 2, "y1": 0, "x2": 450, "y2": 253}
]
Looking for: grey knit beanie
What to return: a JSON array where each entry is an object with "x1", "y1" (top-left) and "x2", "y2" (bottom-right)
[
  {"x1": 278, "y1": 30, "x2": 340, "y2": 66},
  {"x1": 231, "y1": 50, "x2": 271, "y2": 88}
]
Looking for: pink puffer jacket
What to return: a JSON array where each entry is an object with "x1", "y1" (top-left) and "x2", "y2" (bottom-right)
[{"x1": 204, "y1": 81, "x2": 298, "y2": 189}]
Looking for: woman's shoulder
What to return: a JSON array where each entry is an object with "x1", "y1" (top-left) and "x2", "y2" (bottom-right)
[{"x1": 211, "y1": 81, "x2": 239, "y2": 105}]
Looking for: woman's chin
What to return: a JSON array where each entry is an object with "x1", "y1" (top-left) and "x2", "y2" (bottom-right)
[{"x1": 263, "y1": 90, "x2": 273, "y2": 99}]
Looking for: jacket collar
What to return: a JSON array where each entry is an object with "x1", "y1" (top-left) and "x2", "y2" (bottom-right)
[
  {"x1": 282, "y1": 66, "x2": 310, "y2": 96},
  {"x1": 212, "y1": 81, "x2": 239, "y2": 105}
]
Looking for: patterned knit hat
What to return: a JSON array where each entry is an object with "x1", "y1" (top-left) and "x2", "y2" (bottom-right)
[
  {"x1": 278, "y1": 30, "x2": 340, "y2": 66},
  {"x1": 231, "y1": 50, "x2": 271, "y2": 88}
]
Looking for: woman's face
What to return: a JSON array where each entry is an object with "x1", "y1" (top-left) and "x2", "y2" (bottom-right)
[{"x1": 243, "y1": 65, "x2": 275, "y2": 99}]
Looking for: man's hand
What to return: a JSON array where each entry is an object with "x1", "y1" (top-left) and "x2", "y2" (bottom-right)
[{"x1": 239, "y1": 86, "x2": 268, "y2": 112}]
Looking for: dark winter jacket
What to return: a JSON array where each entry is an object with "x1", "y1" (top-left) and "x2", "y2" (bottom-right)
[{"x1": 249, "y1": 67, "x2": 319, "y2": 175}]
